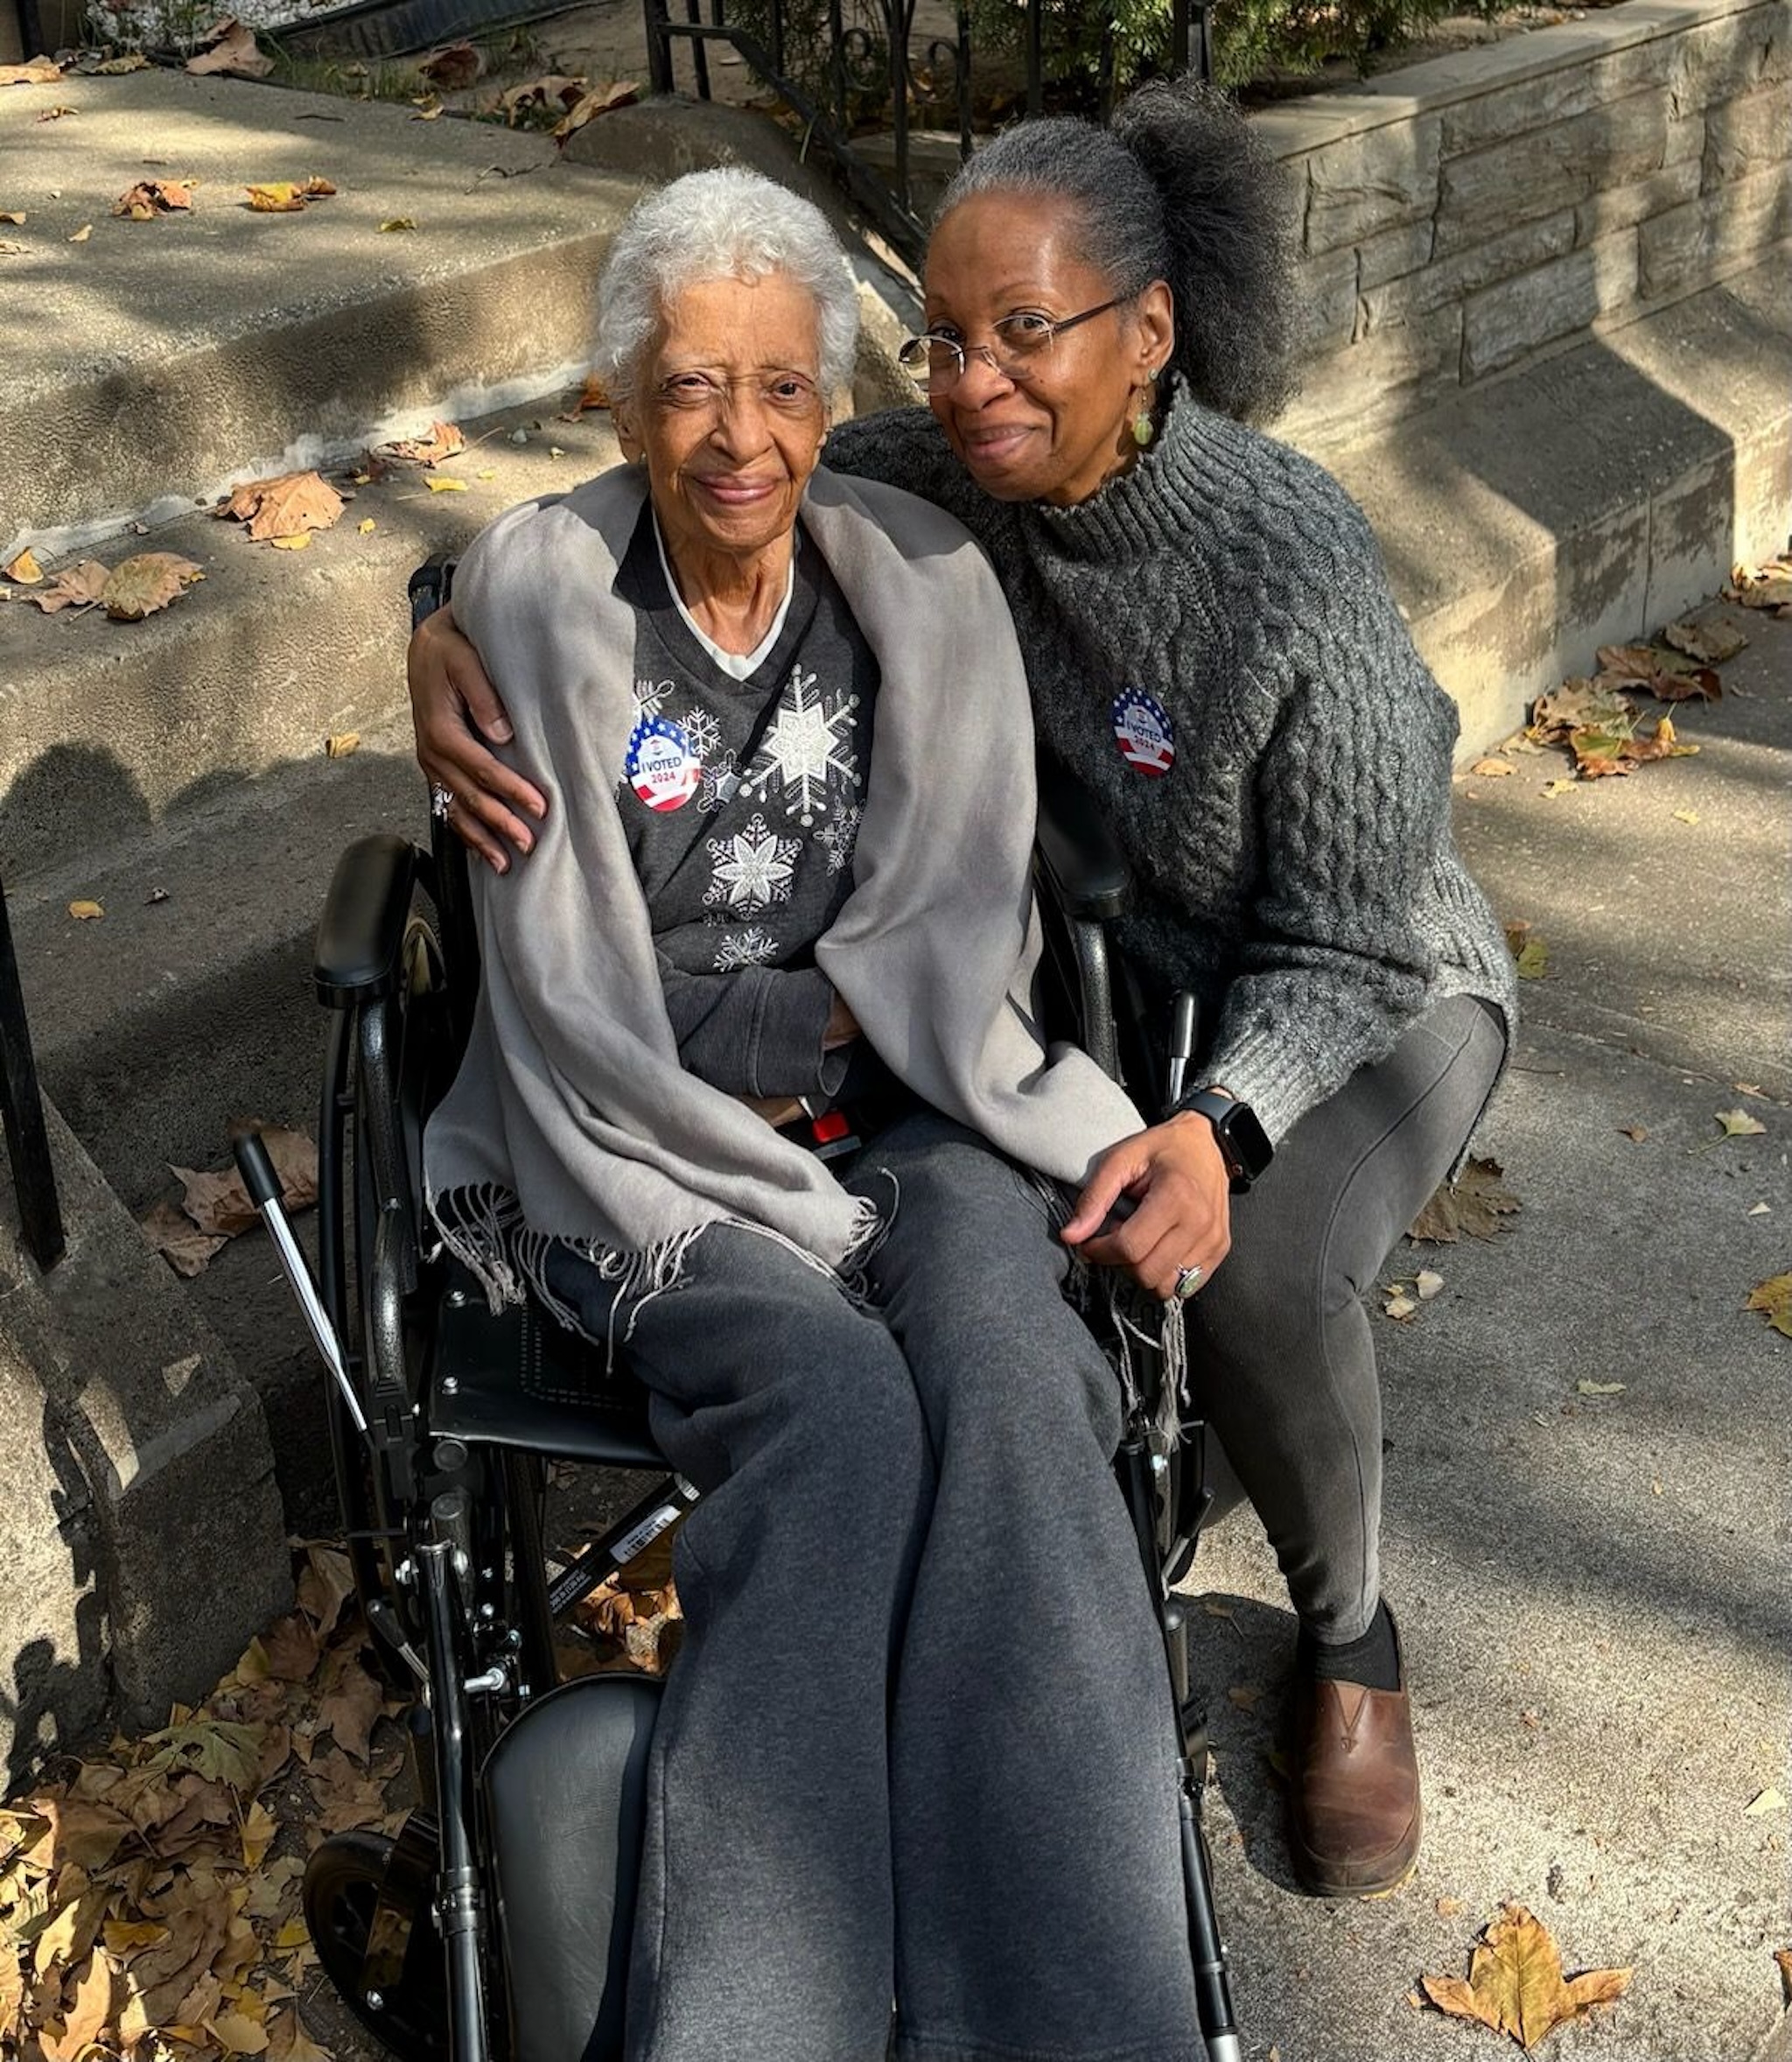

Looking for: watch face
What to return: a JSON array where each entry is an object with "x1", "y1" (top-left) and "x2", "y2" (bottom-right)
[{"x1": 1218, "y1": 1099, "x2": 1273, "y2": 1180}]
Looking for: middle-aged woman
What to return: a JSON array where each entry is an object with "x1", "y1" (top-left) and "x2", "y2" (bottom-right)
[
  {"x1": 424, "y1": 169, "x2": 1209, "y2": 2062},
  {"x1": 411, "y1": 86, "x2": 1518, "y2": 1904}
]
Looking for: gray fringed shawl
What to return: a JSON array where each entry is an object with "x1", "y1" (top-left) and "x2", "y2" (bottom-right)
[{"x1": 424, "y1": 463, "x2": 1146, "y2": 1316}]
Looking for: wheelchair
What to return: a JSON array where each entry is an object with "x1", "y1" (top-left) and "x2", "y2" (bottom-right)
[{"x1": 235, "y1": 560, "x2": 1243, "y2": 2062}]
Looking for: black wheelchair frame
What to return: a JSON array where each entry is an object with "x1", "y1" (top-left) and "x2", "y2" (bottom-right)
[{"x1": 237, "y1": 561, "x2": 1242, "y2": 2062}]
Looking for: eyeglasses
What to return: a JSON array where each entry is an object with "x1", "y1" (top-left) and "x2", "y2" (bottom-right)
[
  {"x1": 650, "y1": 368, "x2": 824, "y2": 417},
  {"x1": 897, "y1": 300, "x2": 1125, "y2": 393}
]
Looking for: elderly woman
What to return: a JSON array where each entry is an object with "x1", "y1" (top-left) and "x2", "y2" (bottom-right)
[
  {"x1": 424, "y1": 169, "x2": 1208, "y2": 2062},
  {"x1": 411, "y1": 87, "x2": 1519, "y2": 1907}
]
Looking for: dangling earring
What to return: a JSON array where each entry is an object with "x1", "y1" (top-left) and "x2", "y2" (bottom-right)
[{"x1": 1130, "y1": 368, "x2": 1159, "y2": 449}]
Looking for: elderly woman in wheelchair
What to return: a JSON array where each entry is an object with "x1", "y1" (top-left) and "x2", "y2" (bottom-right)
[{"x1": 379, "y1": 167, "x2": 1222, "y2": 2062}]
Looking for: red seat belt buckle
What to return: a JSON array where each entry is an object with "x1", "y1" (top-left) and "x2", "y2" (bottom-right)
[{"x1": 809, "y1": 1109, "x2": 851, "y2": 1145}]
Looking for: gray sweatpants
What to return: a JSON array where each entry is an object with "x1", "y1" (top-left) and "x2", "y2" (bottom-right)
[
  {"x1": 546, "y1": 1112, "x2": 1205, "y2": 2062},
  {"x1": 1186, "y1": 992, "x2": 1509, "y2": 1643}
]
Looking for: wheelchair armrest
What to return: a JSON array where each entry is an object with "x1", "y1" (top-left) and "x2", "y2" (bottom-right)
[
  {"x1": 1035, "y1": 753, "x2": 1132, "y2": 924},
  {"x1": 314, "y1": 834, "x2": 422, "y2": 1007}
]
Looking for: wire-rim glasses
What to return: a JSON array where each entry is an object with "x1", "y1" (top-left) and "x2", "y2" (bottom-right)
[{"x1": 898, "y1": 299, "x2": 1125, "y2": 394}]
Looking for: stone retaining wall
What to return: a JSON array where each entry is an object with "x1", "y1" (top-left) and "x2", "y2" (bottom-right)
[{"x1": 1257, "y1": 0, "x2": 1791, "y2": 445}]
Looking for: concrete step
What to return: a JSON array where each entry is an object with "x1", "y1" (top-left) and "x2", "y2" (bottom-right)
[
  {"x1": 0, "y1": 67, "x2": 642, "y2": 554},
  {"x1": 0, "y1": 390, "x2": 626, "y2": 882}
]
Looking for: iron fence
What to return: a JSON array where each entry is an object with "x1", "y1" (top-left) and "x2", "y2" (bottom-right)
[{"x1": 642, "y1": 0, "x2": 1209, "y2": 268}]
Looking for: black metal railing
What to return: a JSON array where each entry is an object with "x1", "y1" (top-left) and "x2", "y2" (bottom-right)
[
  {"x1": 0, "y1": 880, "x2": 65, "y2": 1272},
  {"x1": 642, "y1": 0, "x2": 1210, "y2": 269}
]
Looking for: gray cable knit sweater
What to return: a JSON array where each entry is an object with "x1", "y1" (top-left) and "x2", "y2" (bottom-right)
[{"x1": 824, "y1": 382, "x2": 1516, "y2": 1145}]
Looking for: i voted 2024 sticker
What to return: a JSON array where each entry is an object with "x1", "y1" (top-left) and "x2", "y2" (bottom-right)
[
  {"x1": 1110, "y1": 690, "x2": 1175, "y2": 777},
  {"x1": 625, "y1": 716, "x2": 701, "y2": 813}
]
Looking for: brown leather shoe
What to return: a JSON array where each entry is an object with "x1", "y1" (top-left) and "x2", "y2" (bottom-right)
[{"x1": 1287, "y1": 1642, "x2": 1422, "y2": 1897}]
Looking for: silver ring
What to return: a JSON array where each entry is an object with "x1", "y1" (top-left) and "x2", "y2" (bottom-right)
[
  {"x1": 430, "y1": 782, "x2": 453, "y2": 820},
  {"x1": 1172, "y1": 1264, "x2": 1204, "y2": 1301}
]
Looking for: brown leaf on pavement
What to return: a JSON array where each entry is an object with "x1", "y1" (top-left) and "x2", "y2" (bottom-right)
[
  {"x1": 382, "y1": 420, "x2": 464, "y2": 466},
  {"x1": 300, "y1": 175, "x2": 337, "y2": 197},
  {"x1": 1527, "y1": 678, "x2": 1629, "y2": 745},
  {"x1": 169, "y1": 1126, "x2": 316, "y2": 1241},
  {"x1": 260, "y1": 1614, "x2": 322, "y2": 1685},
  {"x1": 219, "y1": 470, "x2": 344, "y2": 542},
  {"x1": 3, "y1": 546, "x2": 43, "y2": 582},
  {"x1": 141, "y1": 1198, "x2": 229, "y2": 1278},
  {"x1": 1409, "y1": 1156, "x2": 1520, "y2": 1244},
  {"x1": 38, "y1": 1952, "x2": 114, "y2": 2062},
  {"x1": 1775, "y1": 1946, "x2": 1792, "y2": 2004},
  {"x1": 102, "y1": 552, "x2": 204, "y2": 621},
  {"x1": 552, "y1": 79, "x2": 640, "y2": 142},
  {"x1": 417, "y1": 39, "x2": 483, "y2": 89},
  {"x1": 315, "y1": 1654, "x2": 382, "y2": 1764},
  {"x1": 245, "y1": 183, "x2": 306, "y2": 213},
  {"x1": 295, "y1": 1543, "x2": 356, "y2": 1640},
  {"x1": 37, "y1": 102, "x2": 77, "y2": 119},
  {"x1": 1662, "y1": 616, "x2": 1746, "y2": 665},
  {"x1": 266, "y1": 2005, "x2": 334, "y2": 2062},
  {"x1": 0, "y1": 56, "x2": 62, "y2": 84},
  {"x1": 17, "y1": 558, "x2": 108, "y2": 613},
  {"x1": 90, "y1": 51, "x2": 150, "y2": 72},
  {"x1": 1714, "y1": 1107, "x2": 1768, "y2": 1139},
  {"x1": 500, "y1": 73, "x2": 588, "y2": 122},
  {"x1": 1421, "y1": 1903, "x2": 1630, "y2": 2049},
  {"x1": 561, "y1": 370, "x2": 612, "y2": 419},
  {"x1": 186, "y1": 18, "x2": 274, "y2": 77},
  {"x1": 1745, "y1": 1275, "x2": 1791, "y2": 1339},
  {"x1": 1725, "y1": 552, "x2": 1792, "y2": 614},
  {"x1": 112, "y1": 178, "x2": 195, "y2": 219}
]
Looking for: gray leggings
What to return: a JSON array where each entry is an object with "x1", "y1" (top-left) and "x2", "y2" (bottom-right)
[
  {"x1": 1188, "y1": 991, "x2": 1509, "y2": 1642},
  {"x1": 545, "y1": 1112, "x2": 1206, "y2": 2062}
]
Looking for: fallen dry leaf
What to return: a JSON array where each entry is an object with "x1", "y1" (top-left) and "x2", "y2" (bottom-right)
[
  {"x1": 1745, "y1": 1273, "x2": 1791, "y2": 1339},
  {"x1": 561, "y1": 370, "x2": 612, "y2": 419},
  {"x1": 324, "y1": 732, "x2": 360, "y2": 758},
  {"x1": 382, "y1": 420, "x2": 464, "y2": 466},
  {"x1": 1724, "y1": 552, "x2": 1792, "y2": 614},
  {"x1": 68, "y1": 222, "x2": 92, "y2": 242},
  {"x1": 20, "y1": 558, "x2": 109, "y2": 613},
  {"x1": 102, "y1": 552, "x2": 204, "y2": 621},
  {"x1": 167, "y1": 1127, "x2": 317, "y2": 1244},
  {"x1": 1618, "y1": 1123, "x2": 1647, "y2": 1142},
  {"x1": 245, "y1": 183, "x2": 306, "y2": 214},
  {"x1": 552, "y1": 79, "x2": 640, "y2": 143},
  {"x1": 0, "y1": 56, "x2": 62, "y2": 84},
  {"x1": 357, "y1": 517, "x2": 375, "y2": 534},
  {"x1": 0, "y1": 238, "x2": 24, "y2": 255},
  {"x1": 112, "y1": 178, "x2": 194, "y2": 219},
  {"x1": 1470, "y1": 756, "x2": 1514, "y2": 776},
  {"x1": 1662, "y1": 615, "x2": 1746, "y2": 664},
  {"x1": 300, "y1": 176, "x2": 337, "y2": 197},
  {"x1": 1745, "y1": 1786, "x2": 1786, "y2": 1816},
  {"x1": 0, "y1": 209, "x2": 24, "y2": 224},
  {"x1": 1421, "y1": 1903, "x2": 1630, "y2": 2050},
  {"x1": 1382, "y1": 1286, "x2": 1418, "y2": 1321},
  {"x1": 270, "y1": 532, "x2": 311, "y2": 551},
  {"x1": 1714, "y1": 1108, "x2": 1768, "y2": 1140},
  {"x1": 1776, "y1": 1946, "x2": 1792, "y2": 2004},
  {"x1": 4, "y1": 546, "x2": 43, "y2": 582},
  {"x1": 1576, "y1": 1378, "x2": 1625, "y2": 1397},
  {"x1": 38, "y1": 102, "x2": 76, "y2": 119},
  {"x1": 378, "y1": 217, "x2": 416, "y2": 233},
  {"x1": 410, "y1": 95, "x2": 443, "y2": 119},
  {"x1": 219, "y1": 470, "x2": 344, "y2": 543},
  {"x1": 141, "y1": 1198, "x2": 228, "y2": 1279},
  {"x1": 186, "y1": 18, "x2": 273, "y2": 78},
  {"x1": 417, "y1": 39, "x2": 483, "y2": 89},
  {"x1": 1410, "y1": 1156, "x2": 1521, "y2": 1244},
  {"x1": 425, "y1": 475, "x2": 467, "y2": 492},
  {"x1": 501, "y1": 73, "x2": 588, "y2": 123},
  {"x1": 1415, "y1": 1268, "x2": 1444, "y2": 1301},
  {"x1": 90, "y1": 51, "x2": 150, "y2": 72}
]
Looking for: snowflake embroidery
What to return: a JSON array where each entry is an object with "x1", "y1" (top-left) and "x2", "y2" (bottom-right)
[
  {"x1": 739, "y1": 665, "x2": 861, "y2": 827},
  {"x1": 697, "y1": 751, "x2": 742, "y2": 815},
  {"x1": 677, "y1": 706, "x2": 723, "y2": 762},
  {"x1": 815, "y1": 803, "x2": 863, "y2": 876},
  {"x1": 713, "y1": 927, "x2": 780, "y2": 971},
  {"x1": 704, "y1": 814, "x2": 802, "y2": 915}
]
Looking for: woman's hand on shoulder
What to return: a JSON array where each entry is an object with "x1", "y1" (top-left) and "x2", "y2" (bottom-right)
[
  {"x1": 410, "y1": 604, "x2": 548, "y2": 873},
  {"x1": 1060, "y1": 1111, "x2": 1232, "y2": 1301}
]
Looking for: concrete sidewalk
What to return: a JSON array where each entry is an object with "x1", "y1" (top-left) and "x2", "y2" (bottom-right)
[{"x1": 1188, "y1": 593, "x2": 1790, "y2": 2061}]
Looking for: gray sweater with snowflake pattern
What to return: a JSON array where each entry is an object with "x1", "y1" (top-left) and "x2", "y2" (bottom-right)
[{"x1": 825, "y1": 384, "x2": 1516, "y2": 1143}]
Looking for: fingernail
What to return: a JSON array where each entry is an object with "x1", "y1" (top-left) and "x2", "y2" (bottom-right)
[
  {"x1": 491, "y1": 719, "x2": 514, "y2": 742},
  {"x1": 517, "y1": 834, "x2": 533, "y2": 856}
]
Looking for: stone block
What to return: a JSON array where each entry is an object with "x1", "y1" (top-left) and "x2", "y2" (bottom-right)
[
  {"x1": 1438, "y1": 34, "x2": 1678, "y2": 156},
  {"x1": 1359, "y1": 218, "x2": 1437, "y2": 290},
  {"x1": 1575, "y1": 158, "x2": 1704, "y2": 244},
  {"x1": 1306, "y1": 116, "x2": 1441, "y2": 253},
  {"x1": 1437, "y1": 88, "x2": 1674, "y2": 254},
  {"x1": 0, "y1": 1102, "x2": 290, "y2": 1747},
  {"x1": 1671, "y1": 3, "x2": 1783, "y2": 114},
  {"x1": 1364, "y1": 214, "x2": 1578, "y2": 327},
  {"x1": 1462, "y1": 232, "x2": 1642, "y2": 379},
  {"x1": 1703, "y1": 81, "x2": 1792, "y2": 185},
  {"x1": 1291, "y1": 245, "x2": 1361, "y2": 356},
  {"x1": 1279, "y1": 303, "x2": 1462, "y2": 448},
  {"x1": 1638, "y1": 166, "x2": 1791, "y2": 297}
]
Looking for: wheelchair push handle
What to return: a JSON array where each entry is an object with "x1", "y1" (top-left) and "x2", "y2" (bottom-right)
[{"x1": 232, "y1": 1128, "x2": 368, "y2": 1438}]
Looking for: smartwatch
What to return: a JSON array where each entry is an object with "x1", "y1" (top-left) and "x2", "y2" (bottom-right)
[{"x1": 1181, "y1": 1090, "x2": 1274, "y2": 1191}]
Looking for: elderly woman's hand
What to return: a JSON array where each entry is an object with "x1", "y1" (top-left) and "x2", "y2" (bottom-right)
[
  {"x1": 1060, "y1": 1111, "x2": 1232, "y2": 1300},
  {"x1": 410, "y1": 604, "x2": 548, "y2": 873}
]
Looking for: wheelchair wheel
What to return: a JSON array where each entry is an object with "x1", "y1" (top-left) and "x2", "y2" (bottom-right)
[{"x1": 304, "y1": 1826, "x2": 450, "y2": 2062}]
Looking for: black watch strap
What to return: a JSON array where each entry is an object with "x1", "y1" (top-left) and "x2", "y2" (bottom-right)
[{"x1": 1182, "y1": 1090, "x2": 1274, "y2": 1191}]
